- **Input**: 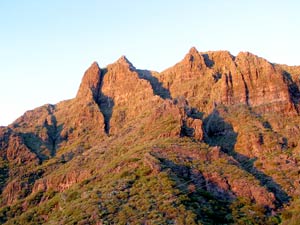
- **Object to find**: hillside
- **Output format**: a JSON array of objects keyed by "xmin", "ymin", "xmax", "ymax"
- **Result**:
[{"xmin": 1, "ymin": 47, "xmax": 300, "ymax": 224}]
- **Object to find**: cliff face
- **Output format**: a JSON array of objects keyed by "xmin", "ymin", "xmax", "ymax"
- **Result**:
[
  {"xmin": 158, "ymin": 48, "xmax": 298, "ymax": 115},
  {"xmin": 0, "ymin": 48, "xmax": 300, "ymax": 224}
]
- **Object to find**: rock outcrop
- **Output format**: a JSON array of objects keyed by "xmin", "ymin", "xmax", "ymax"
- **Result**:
[
  {"xmin": 1, "ymin": 47, "xmax": 300, "ymax": 224},
  {"xmin": 76, "ymin": 61, "xmax": 102, "ymax": 101},
  {"xmin": 157, "ymin": 47, "xmax": 299, "ymax": 115}
]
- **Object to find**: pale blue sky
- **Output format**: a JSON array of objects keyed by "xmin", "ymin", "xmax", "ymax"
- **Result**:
[{"xmin": 0, "ymin": 0, "xmax": 299, "ymax": 125}]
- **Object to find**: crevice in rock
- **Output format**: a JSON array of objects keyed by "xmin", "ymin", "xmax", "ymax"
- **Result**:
[
  {"xmin": 97, "ymin": 69, "xmax": 114, "ymax": 135},
  {"xmin": 240, "ymin": 72, "xmax": 250, "ymax": 105}
]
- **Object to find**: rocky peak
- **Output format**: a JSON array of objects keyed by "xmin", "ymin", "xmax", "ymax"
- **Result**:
[
  {"xmin": 115, "ymin": 55, "xmax": 136, "ymax": 71},
  {"xmin": 161, "ymin": 47, "xmax": 207, "ymax": 76},
  {"xmin": 183, "ymin": 47, "xmax": 206, "ymax": 68},
  {"xmin": 188, "ymin": 46, "xmax": 198, "ymax": 55},
  {"xmin": 76, "ymin": 61, "xmax": 102, "ymax": 101}
]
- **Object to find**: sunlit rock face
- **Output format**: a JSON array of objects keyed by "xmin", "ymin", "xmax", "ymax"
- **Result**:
[{"xmin": 0, "ymin": 48, "xmax": 300, "ymax": 224}]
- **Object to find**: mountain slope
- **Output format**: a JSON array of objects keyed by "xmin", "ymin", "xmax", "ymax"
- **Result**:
[{"xmin": 1, "ymin": 47, "xmax": 300, "ymax": 224}]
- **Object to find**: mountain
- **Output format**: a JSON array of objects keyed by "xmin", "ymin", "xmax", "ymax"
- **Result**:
[{"xmin": 1, "ymin": 47, "xmax": 300, "ymax": 224}]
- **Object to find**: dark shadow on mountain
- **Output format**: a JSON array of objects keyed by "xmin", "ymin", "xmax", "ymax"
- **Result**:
[
  {"xmin": 186, "ymin": 107, "xmax": 204, "ymax": 120},
  {"xmin": 173, "ymin": 96, "xmax": 204, "ymax": 120},
  {"xmin": 203, "ymin": 109, "xmax": 290, "ymax": 207},
  {"xmin": 45, "ymin": 105, "xmax": 63, "ymax": 157},
  {"xmin": 157, "ymin": 156, "xmax": 233, "ymax": 224},
  {"xmin": 98, "ymin": 96, "xmax": 114, "ymax": 135},
  {"xmin": 97, "ymin": 68, "xmax": 114, "ymax": 135},
  {"xmin": 202, "ymin": 54, "xmax": 215, "ymax": 68},
  {"xmin": 0, "ymin": 159, "xmax": 9, "ymax": 193},
  {"xmin": 212, "ymin": 72, "xmax": 222, "ymax": 82},
  {"xmin": 255, "ymin": 112, "xmax": 273, "ymax": 130},
  {"xmin": 21, "ymin": 133, "xmax": 48, "ymax": 162},
  {"xmin": 137, "ymin": 69, "xmax": 171, "ymax": 100},
  {"xmin": 262, "ymin": 120, "xmax": 273, "ymax": 130},
  {"xmin": 172, "ymin": 96, "xmax": 205, "ymax": 139},
  {"xmin": 20, "ymin": 105, "xmax": 64, "ymax": 160},
  {"xmin": 282, "ymin": 71, "xmax": 300, "ymax": 113},
  {"xmin": 180, "ymin": 120, "xmax": 195, "ymax": 138},
  {"xmin": 203, "ymin": 110, "xmax": 237, "ymax": 153}
]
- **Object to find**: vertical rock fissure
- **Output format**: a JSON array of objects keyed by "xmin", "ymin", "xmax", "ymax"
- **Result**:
[
  {"xmin": 97, "ymin": 69, "xmax": 114, "ymax": 135},
  {"xmin": 225, "ymin": 73, "xmax": 234, "ymax": 104},
  {"xmin": 240, "ymin": 72, "xmax": 250, "ymax": 105}
]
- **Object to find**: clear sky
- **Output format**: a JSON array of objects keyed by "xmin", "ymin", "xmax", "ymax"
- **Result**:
[{"xmin": 0, "ymin": 0, "xmax": 299, "ymax": 126}]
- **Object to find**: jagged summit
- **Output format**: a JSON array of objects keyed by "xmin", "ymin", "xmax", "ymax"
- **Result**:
[
  {"xmin": 91, "ymin": 61, "xmax": 100, "ymax": 67},
  {"xmin": 1, "ymin": 47, "xmax": 300, "ymax": 224},
  {"xmin": 185, "ymin": 47, "xmax": 205, "ymax": 67},
  {"xmin": 114, "ymin": 55, "xmax": 136, "ymax": 70},
  {"xmin": 188, "ymin": 46, "xmax": 198, "ymax": 54},
  {"xmin": 116, "ymin": 55, "xmax": 129, "ymax": 64},
  {"xmin": 76, "ymin": 61, "xmax": 101, "ymax": 101},
  {"xmin": 184, "ymin": 46, "xmax": 203, "ymax": 62}
]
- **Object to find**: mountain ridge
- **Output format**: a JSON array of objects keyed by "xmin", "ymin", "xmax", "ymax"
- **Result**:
[{"xmin": 1, "ymin": 47, "xmax": 300, "ymax": 224}]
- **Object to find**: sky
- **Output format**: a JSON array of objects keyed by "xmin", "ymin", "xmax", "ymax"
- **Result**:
[{"xmin": 0, "ymin": 0, "xmax": 299, "ymax": 126}]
